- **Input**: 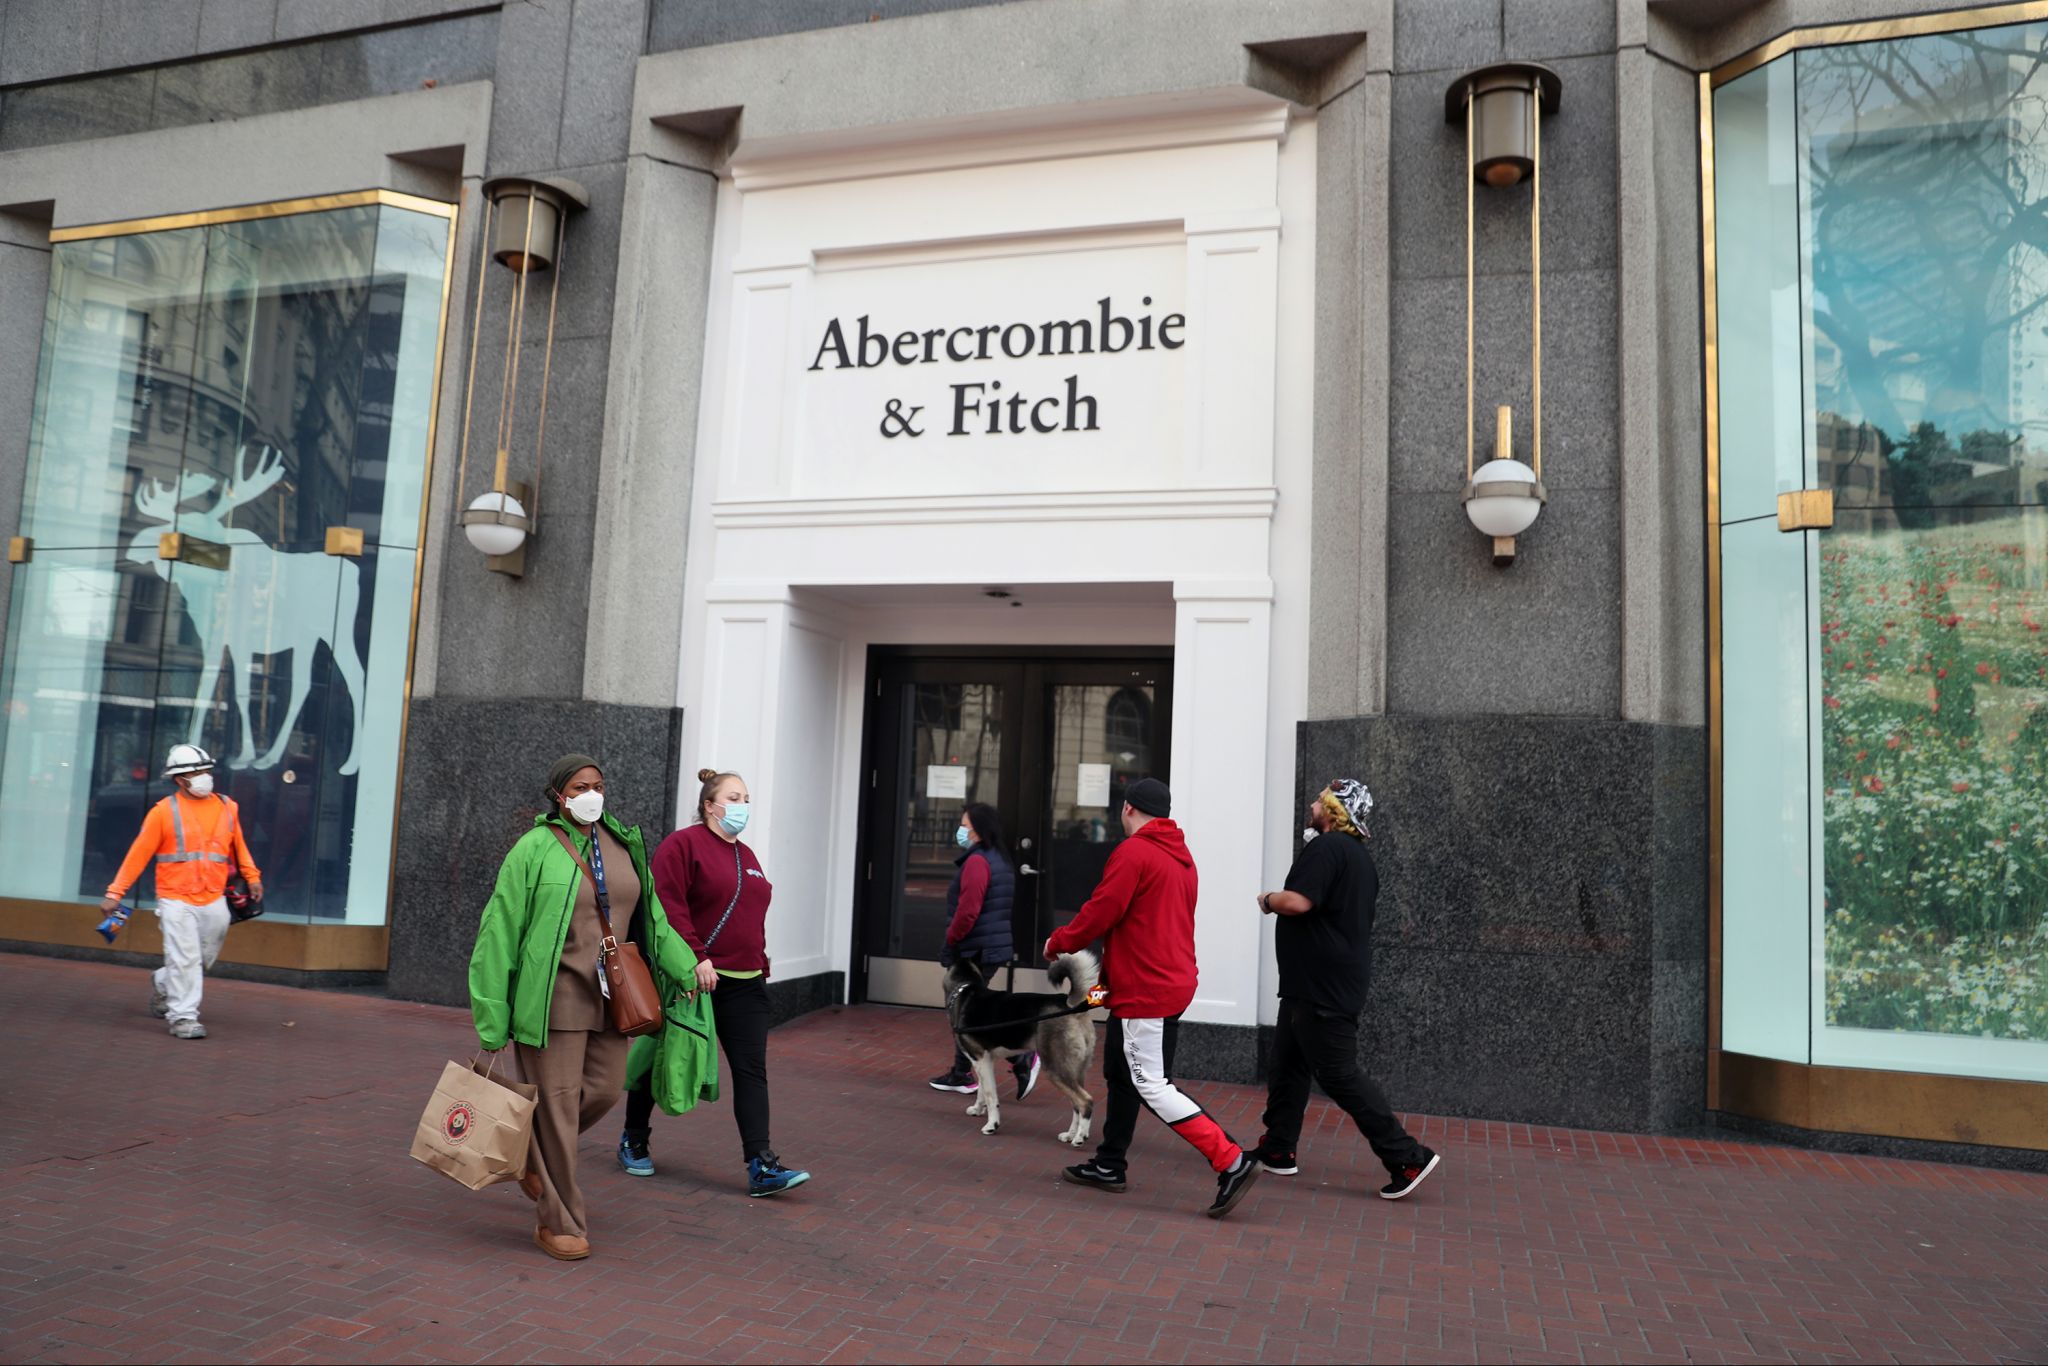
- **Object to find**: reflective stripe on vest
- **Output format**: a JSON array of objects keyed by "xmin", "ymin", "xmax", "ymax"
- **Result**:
[{"xmin": 156, "ymin": 796, "xmax": 234, "ymax": 866}]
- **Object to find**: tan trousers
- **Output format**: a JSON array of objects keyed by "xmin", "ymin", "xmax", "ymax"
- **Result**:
[{"xmin": 514, "ymin": 1029, "xmax": 629, "ymax": 1239}]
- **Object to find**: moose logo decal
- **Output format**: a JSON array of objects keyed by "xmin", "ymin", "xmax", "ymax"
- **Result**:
[{"xmin": 126, "ymin": 445, "xmax": 367, "ymax": 776}]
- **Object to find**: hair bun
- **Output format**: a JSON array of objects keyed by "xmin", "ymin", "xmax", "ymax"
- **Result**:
[{"xmin": 697, "ymin": 767, "xmax": 719, "ymax": 783}]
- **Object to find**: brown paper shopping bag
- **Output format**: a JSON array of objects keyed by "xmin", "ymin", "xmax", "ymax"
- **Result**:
[{"xmin": 409, "ymin": 1055, "xmax": 538, "ymax": 1191}]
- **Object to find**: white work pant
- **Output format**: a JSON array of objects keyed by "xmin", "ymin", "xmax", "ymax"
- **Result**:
[{"xmin": 153, "ymin": 897, "xmax": 231, "ymax": 1024}]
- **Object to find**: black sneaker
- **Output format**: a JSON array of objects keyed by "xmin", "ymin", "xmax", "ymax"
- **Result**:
[
  {"xmin": 1250, "ymin": 1140, "xmax": 1298, "ymax": 1176},
  {"xmin": 928, "ymin": 1070, "xmax": 979, "ymax": 1094},
  {"xmin": 1062, "ymin": 1161, "xmax": 1127, "ymax": 1193},
  {"xmin": 1379, "ymin": 1150, "xmax": 1441, "ymax": 1200},
  {"xmin": 1012, "ymin": 1052, "xmax": 1041, "ymax": 1101},
  {"xmin": 1207, "ymin": 1153, "xmax": 1260, "ymax": 1218}
]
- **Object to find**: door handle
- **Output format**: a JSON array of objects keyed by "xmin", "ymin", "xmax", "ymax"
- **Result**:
[{"xmin": 1018, "ymin": 863, "xmax": 1040, "ymax": 876}]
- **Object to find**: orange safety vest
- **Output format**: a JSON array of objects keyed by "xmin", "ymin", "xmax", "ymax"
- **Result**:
[{"xmin": 106, "ymin": 792, "xmax": 259, "ymax": 905}]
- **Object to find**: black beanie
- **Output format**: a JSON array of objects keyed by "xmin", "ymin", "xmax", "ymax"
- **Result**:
[{"xmin": 1125, "ymin": 777, "xmax": 1171, "ymax": 818}]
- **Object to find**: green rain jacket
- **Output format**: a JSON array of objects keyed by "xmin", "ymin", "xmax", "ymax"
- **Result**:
[{"xmin": 469, "ymin": 813, "xmax": 719, "ymax": 1112}]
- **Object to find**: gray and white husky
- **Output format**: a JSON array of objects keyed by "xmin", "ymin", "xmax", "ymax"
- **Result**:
[{"xmin": 945, "ymin": 949, "xmax": 1100, "ymax": 1146}]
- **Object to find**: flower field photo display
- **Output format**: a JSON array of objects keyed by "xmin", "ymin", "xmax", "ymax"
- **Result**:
[{"xmin": 1819, "ymin": 510, "xmax": 2048, "ymax": 1043}]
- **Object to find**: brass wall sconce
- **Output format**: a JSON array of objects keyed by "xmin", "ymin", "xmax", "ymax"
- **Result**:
[
  {"xmin": 1447, "ymin": 62, "xmax": 1560, "ymax": 567},
  {"xmin": 453, "ymin": 175, "xmax": 588, "ymax": 577}
]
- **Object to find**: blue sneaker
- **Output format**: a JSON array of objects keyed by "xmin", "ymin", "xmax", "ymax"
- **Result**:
[
  {"xmin": 617, "ymin": 1132, "xmax": 654, "ymax": 1178},
  {"xmin": 747, "ymin": 1151, "xmax": 810, "ymax": 1197}
]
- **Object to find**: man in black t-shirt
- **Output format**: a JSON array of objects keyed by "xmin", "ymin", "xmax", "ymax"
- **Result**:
[{"xmin": 1251, "ymin": 778, "xmax": 1440, "ymax": 1201}]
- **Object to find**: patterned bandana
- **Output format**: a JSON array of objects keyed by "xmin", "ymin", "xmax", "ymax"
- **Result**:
[{"xmin": 1319, "ymin": 778, "xmax": 1375, "ymax": 838}]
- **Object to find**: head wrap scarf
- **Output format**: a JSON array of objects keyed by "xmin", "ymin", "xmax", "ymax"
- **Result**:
[
  {"xmin": 545, "ymin": 753, "xmax": 602, "ymax": 806},
  {"xmin": 1318, "ymin": 777, "xmax": 1375, "ymax": 839}
]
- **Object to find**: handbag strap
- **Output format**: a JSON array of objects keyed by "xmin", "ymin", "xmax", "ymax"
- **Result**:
[
  {"xmin": 702, "ymin": 838, "xmax": 744, "ymax": 951},
  {"xmin": 548, "ymin": 824, "xmax": 619, "ymax": 941}
]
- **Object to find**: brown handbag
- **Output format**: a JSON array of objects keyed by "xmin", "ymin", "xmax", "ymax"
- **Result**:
[{"xmin": 549, "ymin": 825, "xmax": 664, "ymax": 1038}]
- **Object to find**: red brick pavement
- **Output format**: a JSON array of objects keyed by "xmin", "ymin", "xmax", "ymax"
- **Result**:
[{"xmin": 2, "ymin": 952, "xmax": 2045, "ymax": 1365}]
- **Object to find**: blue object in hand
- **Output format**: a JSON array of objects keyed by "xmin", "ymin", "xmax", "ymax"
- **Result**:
[{"xmin": 96, "ymin": 904, "xmax": 131, "ymax": 943}]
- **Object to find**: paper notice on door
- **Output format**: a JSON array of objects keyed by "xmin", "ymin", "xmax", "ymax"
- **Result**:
[
  {"xmin": 1076, "ymin": 763, "xmax": 1112, "ymax": 808},
  {"xmin": 926, "ymin": 765, "xmax": 968, "ymax": 800}
]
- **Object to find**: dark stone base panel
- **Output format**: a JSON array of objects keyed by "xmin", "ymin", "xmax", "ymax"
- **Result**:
[
  {"xmin": 386, "ymin": 697, "xmax": 686, "ymax": 1010},
  {"xmin": 767, "ymin": 972, "xmax": 845, "ymax": 1029},
  {"xmin": 1296, "ymin": 714, "xmax": 1709, "ymax": 1134},
  {"xmin": 1701, "ymin": 1112, "xmax": 2048, "ymax": 1175},
  {"xmin": 1172, "ymin": 1019, "xmax": 1262, "ymax": 1086},
  {"xmin": 0, "ymin": 939, "xmax": 385, "ymax": 994}
]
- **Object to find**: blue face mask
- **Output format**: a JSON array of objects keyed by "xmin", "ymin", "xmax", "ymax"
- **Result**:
[
  {"xmin": 955, "ymin": 825, "xmax": 972, "ymax": 849},
  {"xmin": 718, "ymin": 802, "xmax": 750, "ymax": 836}
]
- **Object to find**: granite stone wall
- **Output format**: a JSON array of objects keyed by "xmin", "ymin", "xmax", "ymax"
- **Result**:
[{"xmin": 1296, "ymin": 714, "xmax": 1709, "ymax": 1133}]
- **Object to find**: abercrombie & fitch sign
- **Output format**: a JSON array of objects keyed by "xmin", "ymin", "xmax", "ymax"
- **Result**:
[{"xmin": 806, "ymin": 295, "xmax": 1186, "ymax": 439}]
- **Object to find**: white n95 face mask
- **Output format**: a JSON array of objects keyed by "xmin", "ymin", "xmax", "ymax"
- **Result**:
[
  {"xmin": 564, "ymin": 790, "xmax": 605, "ymax": 824},
  {"xmin": 186, "ymin": 773, "xmax": 215, "ymax": 797}
]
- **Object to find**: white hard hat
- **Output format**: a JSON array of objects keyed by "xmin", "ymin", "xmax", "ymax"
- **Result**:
[{"xmin": 163, "ymin": 744, "xmax": 215, "ymax": 777}]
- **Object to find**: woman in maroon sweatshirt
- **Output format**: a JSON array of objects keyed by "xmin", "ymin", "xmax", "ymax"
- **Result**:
[{"xmin": 618, "ymin": 769, "xmax": 810, "ymax": 1197}]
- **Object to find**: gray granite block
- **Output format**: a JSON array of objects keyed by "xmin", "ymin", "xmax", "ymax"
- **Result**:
[
  {"xmin": 0, "ymin": 72, "xmax": 155, "ymax": 151},
  {"xmin": 152, "ymin": 44, "xmax": 326, "ymax": 128},
  {"xmin": 276, "ymin": 0, "xmax": 381, "ymax": 43},
  {"xmin": 0, "ymin": 0, "xmax": 103, "ymax": 87},
  {"xmin": 648, "ymin": 0, "xmax": 1017, "ymax": 51},
  {"xmin": 485, "ymin": 0, "xmax": 574, "ymax": 172},
  {"xmin": 1359, "ymin": 944, "xmax": 1652, "ymax": 1131},
  {"xmin": 1392, "ymin": 0, "xmax": 1500, "ymax": 74},
  {"xmin": 1387, "ymin": 269, "xmax": 1618, "ymax": 495},
  {"xmin": 98, "ymin": 0, "xmax": 203, "ymax": 71},
  {"xmin": 1504, "ymin": 0, "xmax": 1615, "ymax": 61},
  {"xmin": 556, "ymin": 0, "xmax": 646, "ymax": 167},
  {"xmin": 319, "ymin": 10, "xmax": 498, "ymax": 101},
  {"xmin": 198, "ymin": 0, "xmax": 278, "ymax": 52},
  {"xmin": 1174, "ymin": 1020, "xmax": 1260, "ymax": 1087},
  {"xmin": 1384, "ymin": 486, "xmax": 1622, "ymax": 718},
  {"xmin": 767, "ymin": 972, "xmax": 846, "ymax": 1029}
]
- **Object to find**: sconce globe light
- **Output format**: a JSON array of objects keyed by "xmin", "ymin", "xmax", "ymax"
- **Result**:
[
  {"xmin": 462, "ymin": 490, "xmax": 530, "ymax": 559},
  {"xmin": 450, "ymin": 175, "xmax": 590, "ymax": 577},
  {"xmin": 1447, "ymin": 61, "xmax": 1562, "ymax": 566}
]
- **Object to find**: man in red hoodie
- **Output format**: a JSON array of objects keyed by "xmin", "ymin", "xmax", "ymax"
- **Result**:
[{"xmin": 1043, "ymin": 778, "xmax": 1260, "ymax": 1218}]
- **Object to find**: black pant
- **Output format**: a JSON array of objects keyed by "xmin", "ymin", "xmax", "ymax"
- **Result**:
[
  {"xmin": 1259, "ymin": 997, "xmax": 1426, "ymax": 1175},
  {"xmin": 1092, "ymin": 1013, "xmax": 1177, "ymax": 1175},
  {"xmin": 624, "ymin": 973, "xmax": 773, "ymax": 1163}
]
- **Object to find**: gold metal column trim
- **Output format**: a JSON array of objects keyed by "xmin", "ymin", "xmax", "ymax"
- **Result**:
[
  {"xmin": 5, "ymin": 536, "xmax": 28, "ymax": 564},
  {"xmin": 47, "ymin": 188, "xmax": 456, "ymax": 243},
  {"xmin": 1719, "ymin": 1052, "xmax": 2048, "ymax": 1152},
  {"xmin": 323, "ymin": 526, "xmax": 365, "ymax": 557},
  {"xmin": 1699, "ymin": 67, "xmax": 1724, "ymax": 1110},
  {"xmin": 1776, "ymin": 489, "xmax": 1835, "ymax": 532},
  {"xmin": 1709, "ymin": 2, "xmax": 2048, "ymax": 88},
  {"xmin": 157, "ymin": 532, "xmax": 231, "ymax": 570}
]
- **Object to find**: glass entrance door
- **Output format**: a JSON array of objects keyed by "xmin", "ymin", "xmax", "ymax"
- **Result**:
[{"xmin": 859, "ymin": 652, "xmax": 1171, "ymax": 1007}]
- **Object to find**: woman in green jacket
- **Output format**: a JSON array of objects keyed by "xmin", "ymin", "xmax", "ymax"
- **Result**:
[{"xmin": 469, "ymin": 753, "xmax": 708, "ymax": 1261}]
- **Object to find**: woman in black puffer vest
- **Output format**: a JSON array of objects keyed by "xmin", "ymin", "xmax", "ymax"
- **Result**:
[{"xmin": 926, "ymin": 802, "xmax": 1040, "ymax": 1098}]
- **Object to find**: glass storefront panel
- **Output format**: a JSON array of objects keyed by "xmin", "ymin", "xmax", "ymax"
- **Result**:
[
  {"xmin": 1717, "ymin": 21, "xmax": 2048, "ymax": 1083},
  {"xmin": 0, "ymin": 199, "xmax": 451, "ymax": 928}
]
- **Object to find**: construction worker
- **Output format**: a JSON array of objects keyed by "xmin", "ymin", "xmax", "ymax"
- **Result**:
[{"xmin": 99, "ymin": 745, "xmax": 262, "ymax": 1039}]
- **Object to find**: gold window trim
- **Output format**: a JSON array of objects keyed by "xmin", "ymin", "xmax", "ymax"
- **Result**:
[
  {"xmin": 1701, "ymin": 2, "xmax": 2048, "ymax": 1148},
  {"xmin": 4, "ymin": 186, "xmax": 462, "ymax": 968}
]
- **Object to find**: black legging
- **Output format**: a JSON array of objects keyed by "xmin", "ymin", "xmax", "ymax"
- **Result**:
[{"xmin": 624, "ymin": 973, "xmax": 772, "ymax": 1163}]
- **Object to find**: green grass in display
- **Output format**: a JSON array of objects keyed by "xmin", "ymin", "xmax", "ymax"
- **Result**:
[{"xmin": 1819, "ymin": 516, "xmax": 2048, "ymax": 1043}]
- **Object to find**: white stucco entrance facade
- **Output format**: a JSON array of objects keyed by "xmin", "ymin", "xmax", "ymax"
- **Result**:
[{"xmin": 674, "ymin": 89, "xmax": 1319, "ymax": 1029}]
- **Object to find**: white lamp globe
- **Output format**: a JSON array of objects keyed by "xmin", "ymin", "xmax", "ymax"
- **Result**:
[
  {"xmin": 463, "ymin": 490, "xmax": 529, "ymax": 557},
  {"xmin": 1464, "ymin": 458, "xmax": 1543, "ymax": 538}
]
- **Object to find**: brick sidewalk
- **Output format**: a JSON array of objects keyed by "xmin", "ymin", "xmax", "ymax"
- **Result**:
[{"xmin": 1, "ymin": 953, "xmax": 2044, "ymax": 1365}]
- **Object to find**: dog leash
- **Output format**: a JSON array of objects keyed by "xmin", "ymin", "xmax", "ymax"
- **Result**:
[{"xmin": 945, "ymin": 979, "xmax": 1105, "ymax": 1034}]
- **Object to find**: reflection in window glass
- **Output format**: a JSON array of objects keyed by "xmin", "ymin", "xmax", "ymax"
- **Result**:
[{"xmin": 0, "ymin": 202, "xmax": 452, "ymax": 926}]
